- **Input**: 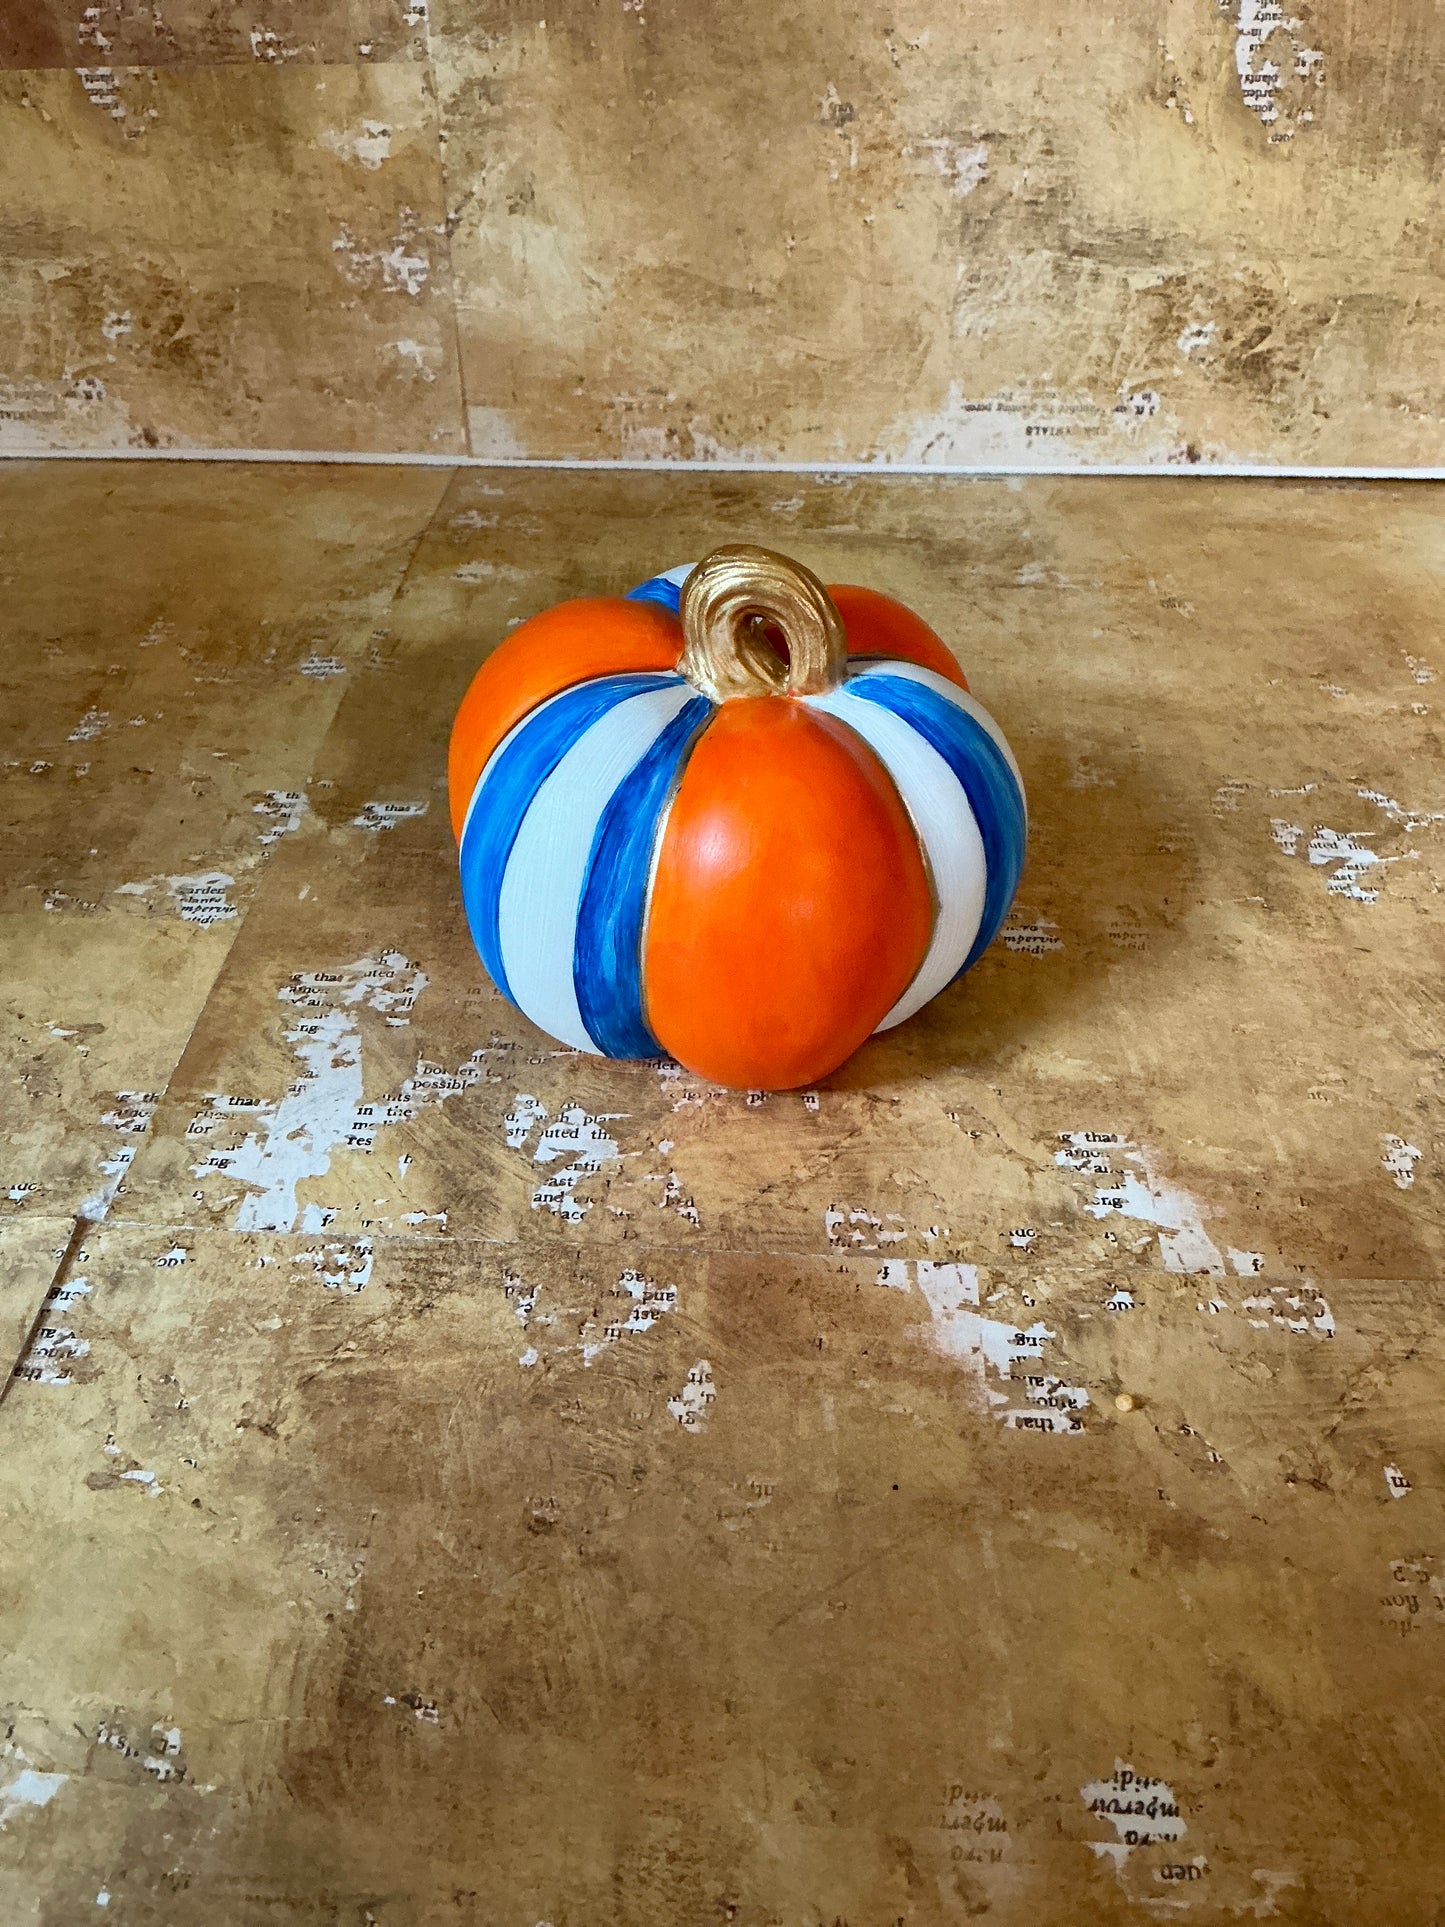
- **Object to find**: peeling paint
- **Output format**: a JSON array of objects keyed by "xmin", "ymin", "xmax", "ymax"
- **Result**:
[
  {"xmin": 291, "ymin": 1238, "xmax": 374, "ymax": 1291},
  {"xmin": 253, "ymin": 790, "xmax": 308, "ymax": 846},
  {"xmin": 1081, "ymin": 1760, "xmax": 1186, "ymax": 1868},
  {"xmin": 188, "ymin": 952, "xmax": 441, "ymax": 1231},
  {"xmin": 504, "ymin": 1095, "xmax": 623, "ymax": 1223},
  {"xmin": 320, "ymin": 119, "xmax": 394, "ymax": 171},
  {"xmin": 13, "ymin": 1275, "xmax": 92, "ymax": 1387},
  {"xmin": 0, "ymin": 1760, "xmax": 68, "ymax": 1829},
  {"xmin": 668, "ymin": 1359, "xmax": 715, "ymax": 1430},
  {"xmin": 297, "ymin": 652, "xmax": 346, "ymax": 679},
  {"xmin": 351, "ymin": 800, "xmax": 428, "ymax": 831},
  {"xmin": 332, "ymin": 210, "xmax": 431, "ymax": 296},
  {"xmin": 826, "ymin": 1205, "xmax": 908, "ymax": 1249},
  {"xmin": 1001, "ymin": 915, "xmax": 1064, "ymax": 955},
  {"xmin": 502, "ymin": 1261, "xmax": 677, "ymax": 1365},
  {"xmin": 1056, "ymin": 1132, "xmax": 1225, "ymax": 1275},
  {"xmin": 1232, "ymin": 0, "xmax": 1324, "ymax": 137},
  {"xmin": 82, "ymin": 1092, "xmax": 159, "ymax": 1219},
  {"xmin": 114, "ymin": 871, "xmax": 238, "ymax": 926},
  {"xmin": 1382, "ymin": 1135, "xmax": 1422, "ymax": 1190},
  {"xmin": 883, "ymin": 1260, "xmax": 1088, "ymax": 1433}
]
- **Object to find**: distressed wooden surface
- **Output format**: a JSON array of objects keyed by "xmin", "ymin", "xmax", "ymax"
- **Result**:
[
  {"xmin": 0, "ymin": 1, "xmax": 428, "ymax": 68},
  {"xmin": 3, "ymin": 1, "xmax": 1445, "ymax": 460},
  {"xmin": 2, "ymin": 463, "xmax": 1443, "ymax": 1923},
  {"xmin": 0, "ymin": 62, "xmax": 462, "ymax": 452}
]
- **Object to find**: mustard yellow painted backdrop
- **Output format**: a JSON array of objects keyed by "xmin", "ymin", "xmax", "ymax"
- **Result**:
[{"xmin": 3, "ymin": 0, "xmax": 1444, "ymax": 460}]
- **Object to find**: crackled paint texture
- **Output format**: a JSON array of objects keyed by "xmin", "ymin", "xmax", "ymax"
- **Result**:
[
  {"xmin": 1, "ymin": 463, "xmax": 1443, "ymax": 1921},
  {"xmin": 3, "ymin": 0, "xmax": 1445, "ymax": 459}
]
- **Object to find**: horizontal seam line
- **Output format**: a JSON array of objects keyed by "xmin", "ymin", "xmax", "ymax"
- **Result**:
[{"xmin": 1, "ymin": 450, "xmax": 1443, "ymax": 480}]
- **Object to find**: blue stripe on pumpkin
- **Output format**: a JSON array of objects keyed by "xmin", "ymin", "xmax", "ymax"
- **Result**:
[
  {"xmin": 625, "ymin": 564, "xmax": 694, "ymax": 615},
  {"xmin": 845, "ymin": 672, "xmax": 1026, "ymax": 972},
  {"xmin": 458, "ymin": 673, "xmax": 683, "ymax": 1006},
  {"xmin": 573, "ymin": 694, "xmax": 715, "ymax": 1057}
]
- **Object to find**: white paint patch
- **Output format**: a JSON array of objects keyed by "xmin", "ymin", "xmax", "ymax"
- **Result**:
[
  {"xmin": 1115, "ymin": 388, "xmax": 1161, "ymax": 424},
  {"xmin": 1357, "ymin": 787, "xmax": 1445, "ymax": 834},
  {"xmin": 1381, "ymin": 1135, "xmax": 1422, "ymax": 1189},
  {"xmin": 1176, "ymin": 321, "xmax": 1215, "ymax": 357},
  {"xmin": 826, "ymin": 1205, "xmax": 908, "ymax": 1249},
  {"xmin": 382, "ymin": 1692, "xmax": 440, "ymax": 1724},
  {"xmin": 78, "ymin": 7, "xmax": 112, "ymax": 53},
  {"xmin": 1272, "ymin": 786, "xmax": 1439, "ymax": 904},
  {"xmin": 253, "ymin": 790, "xmax": 307, "ymax": 846},
  {"xmin": 1001, "ymin": 915, "xmax": 1064, "ymax": 955},
  {"xmin": 653, "ymin": 1063, "xmax": 735, "ymax": 1113},
  {"xmin": 890, "ymin": 1261, "xmax": 1087, "ymax": 1433},
  {"xmin": 1080, "ymin": 1761, "xmax": 1186, "ymax": 1866},
  {"xmin": 452, "ymin": 560, "xmax": 530, "ymax": 585},
  {"xmin": 503, "ymin": 1263, "xmax": 678, "ymax": 1366},
  {"xmin": 391, "ymin": 338, "xmax": 435, "ymax": 380},
  {"xmin": 298, "ymin": 651, "xmax": 346, "ymax": 679},
  {"xmin": 291, "ymin": 1238, "xmax": 373, "ymax": 1292},
  {"xmin": 82, "ymin": 1091, "xmax": 159, "ymax": 1219},
  {"xmin": 1385, "ymin": 1464, "xmax": 1412, "ymax": 1499},
  {"xmin": 890, "ymin": 381, "xmax": 1149, "ymax": 466},
  {"xmin": 351, "ymin": 800, "xmax": 429, "ymax": 831},
  {"xmin": 1238, "ymin": 1286, "xmax": 1335, "ymax": 1338},
  {"xmin": 114, "ymin": 870, "xmax": 237, "ymax": 926},
  {"xmin": 467, "ymin": 407, "xmax": 528, "ymax": 458},
  {"xmin": 1381, "ymin": 1556, "xmax": 1445, "ymax": 1630},
  {"xmin": 1233, "ymin": 0, "xmax": 1324, "ymax": 134},
  {"xmin": 1306, "ymin": 827, "xmax": 1389, "ymax": 902},
  {"xmin": 0, "ymin": 1764, "xmax": 67, "ymax": 1828},
  {"xmin": 332, "ymin": 211, "xmax": 431, "ymax": 296},
  {"xmin": 13, "ymin": 1270, "xmax": 91, "ymax": 1388},
  {"xmin": 645, "ymin": 1166, "xmax": 701, "ymax": 1227},
  {"xmin": 912, "ymin": 137, "xmax": 989, "ymax": 196},
  {"xmin": 68, "ymin": 706, "xmax": 110, "ymax": 742},
  {"xmin": 95, "ymin": 1720, "xmax": 187, "ymax": 1783},
  {"xmin": 586, "ymin": 1269, "xmax": 677, "ymax": 1360},
  {"xmin": 249, "ymin": 26, "xmax": 300, "ymax": 61},
  {"xmin": 76, "ymin": 67, "xmax": 127, "ymax": 121},
  {"xmin": 668, "ymin": 1359, "xmax": 716, "ymax": 1431},
  {"xmin": 1056, "ymin": 1132, "xmax": 1225, "ymax": 1275},
  {"xmin": 505, "ymin": 1096, "xmax": 623, "ymax": 1223},
  {"xmin": 1015, "ymin": 560, "xmax": 1074, "ymax": 588},
  {"xmin": 186, "ymin": 952, "xmax": 473, "ymax": 1232},
  {"xmin": 320, "ymin": 119, "xmax": 393, "ymax": 170}
]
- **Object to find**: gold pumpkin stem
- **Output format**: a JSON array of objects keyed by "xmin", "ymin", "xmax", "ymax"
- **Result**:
[{"xmin": 678, "ymin": 545, "xmax": 848, "ymax": 702}]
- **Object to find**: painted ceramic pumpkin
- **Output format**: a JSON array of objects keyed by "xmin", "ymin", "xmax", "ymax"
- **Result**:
[{"xmin": 449, "ymin": 545, "xmax": 1025, "ymax": 1090}]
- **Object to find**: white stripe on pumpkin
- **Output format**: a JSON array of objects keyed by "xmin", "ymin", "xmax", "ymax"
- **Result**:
[
  {"xmin": 497, "ymin": 680, "xmax": 699, "ymax": 1054},
  {"xmin": 806, "ymin": 684, "xmax": 988, "ymax": 1031},
  {"xmin": 843, "ymin": 660, "xmax": 1027, "ymax": 821}
]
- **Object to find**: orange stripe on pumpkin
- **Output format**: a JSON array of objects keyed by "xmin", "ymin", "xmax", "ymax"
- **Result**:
[
  {"xmin": 643, "ymin": 699, "xmax": 933, "ymax": 1090},
  {"xmin": 827, "ymin": 584, "xmax": 968, "ymax": 689},
  {"xmin": 447, "ymin": 597, "xmax": 682, "ymax": 840}
]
